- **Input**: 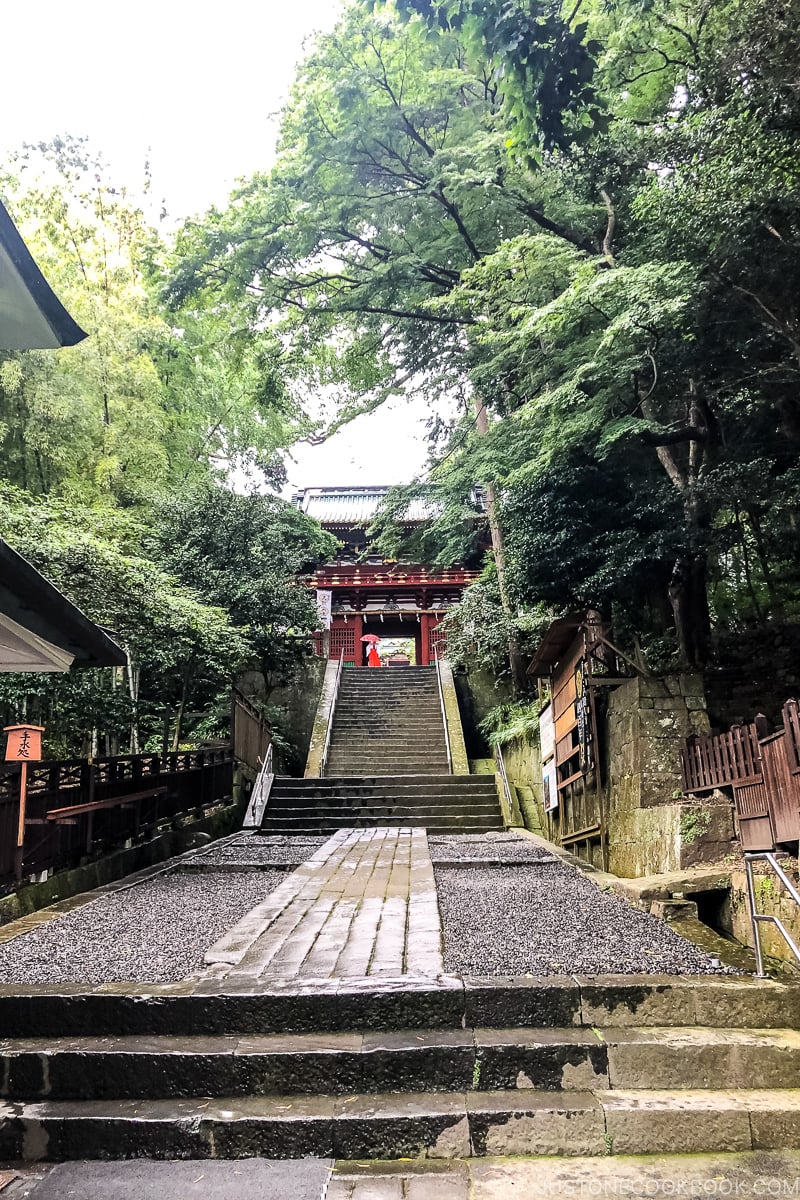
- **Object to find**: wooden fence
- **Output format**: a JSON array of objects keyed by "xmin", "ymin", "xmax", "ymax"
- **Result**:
[
  {"xmin": 0, "ymin": 748, "xmax": 233, "ymax": 886},
  {"xmin": 231, "ymin": 688, "xmax": 271, "ymax": 776},
  {"xmin": 681, "ymin": 701, "xmax": 800, "ymax": 852},
  {"xmin": 0, "ymin": 687, "xmax": 271, "ymax": 888}
]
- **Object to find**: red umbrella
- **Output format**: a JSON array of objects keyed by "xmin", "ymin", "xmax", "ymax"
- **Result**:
[{"xmin": 360, "ymin": 634, "xmax": 380, "ymax": 643}]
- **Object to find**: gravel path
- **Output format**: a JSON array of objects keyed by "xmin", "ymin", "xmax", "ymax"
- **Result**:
[
  {"xmin": 195, "ymin": 836, "xmax": 328, "ymax": 867},
  {"xmin": 435, "ymin": 863, "xmax": 733, "ymax": 976},
  {"xmin": 0, "ymin": 869, "xmax": 285, "ymax": 985},
  {"xmin": 429, "ymin": 835, "xmax": 554, "ymax": 863}
]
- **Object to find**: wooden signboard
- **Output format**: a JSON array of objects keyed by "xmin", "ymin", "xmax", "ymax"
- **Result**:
[
  {"xmin": 540, "ymin": 704, "xmax": 555, "ymax": 763},
  {"xmin": 4, "ymin": 723, "xmax": 44, "ymax": 882}
]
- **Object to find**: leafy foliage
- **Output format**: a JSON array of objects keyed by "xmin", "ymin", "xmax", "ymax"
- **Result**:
[
  {"xmin": 158, "ymin": 0, "xmax": 800, "ymax": 677},
  {"xmin": 0, "ymin": 139, "xmax": 335, "ymax": 754},
  {"xmin": 479, "ymin": 700, "xmax": 541, "ymax": 749}
]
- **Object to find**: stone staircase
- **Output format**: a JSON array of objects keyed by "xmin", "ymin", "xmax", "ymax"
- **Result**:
[
  {"xmin": 260, "ymin": 665, "xmax": 505, "ymax": 834},
  {"xmin": 0, "ymin": 975, "xmax": 798, "ymax": 1160},
  {"xmin": 325, "ymin": 666, "xmax": 449, "ymax": 776},
  {"xmin": 260, "ymin": 776, "xmax": 503, "ymax": 834}
]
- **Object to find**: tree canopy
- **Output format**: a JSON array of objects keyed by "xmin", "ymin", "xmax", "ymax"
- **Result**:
[
  {"xmin": 0, "ymin": 139, "xmax": 336, "ymax": 754},
  {"xmin": 168, "ymin": 0, "xmax": 800, "ymax": 675}
]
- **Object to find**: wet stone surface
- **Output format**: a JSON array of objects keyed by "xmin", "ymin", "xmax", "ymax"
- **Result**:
[
  {"xmin": 436, "ymin": 862, "xmax": 736, "ymax": 977},
  {"xmin": 0, "ymin": 870, "xmax": 286, "ymax": 985}
]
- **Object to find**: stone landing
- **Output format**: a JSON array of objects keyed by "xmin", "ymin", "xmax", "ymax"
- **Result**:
[{"xmin": 203, "ymin": 829, "xmax": 444, "ymax": 984}]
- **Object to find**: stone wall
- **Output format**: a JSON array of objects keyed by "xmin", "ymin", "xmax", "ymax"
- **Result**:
[
  {"xmin": 238, "ymin": 657, "xmax": 326, "ymax": 775},
  {"xmin": 453, "ymin": 668, "xmax": 514, "ymax": 758},
  {"xmin": 604, "ymin": 674, "xmax": 737, "ymax": 877},
  {"xmin": 728, "ymin": 857, "xmax": 800, "ymax": 973}
]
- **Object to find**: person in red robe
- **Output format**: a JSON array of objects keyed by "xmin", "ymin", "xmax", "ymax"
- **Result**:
[{"xmin": 367, "ymin": 643, "xmax": 381, "ymax": 667}]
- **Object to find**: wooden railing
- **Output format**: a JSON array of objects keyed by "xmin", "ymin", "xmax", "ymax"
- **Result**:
[
  {"xmin": 0, "ymin": 747, "xmax": 233, "ymax": 887},
  {"xmin": 681, "ymin": 701, "xmax": 800, "ymax": 852}
]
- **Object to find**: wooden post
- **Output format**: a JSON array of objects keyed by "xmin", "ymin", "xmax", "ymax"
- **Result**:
[
  {"xmin": 5, "ymin": 724, "xmax": 44, "ymax": 884},
  {"xmin": 414, "ymin": 621, "xmax": 423, "ymax": 667},
  {"xmin": 353, "ymin": 613, "xmax": 364, "ymax": 666},
  {"xmin": 14, "ymin": 760, "xmax": 27, "ymax": 883},
  {"xmin": 420, "ymin": 613, "xmax": 431, "ymax": 666}
]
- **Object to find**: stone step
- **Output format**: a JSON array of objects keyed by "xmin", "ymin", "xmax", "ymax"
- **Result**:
[
  {"xmin": 268, "ymin": 791, "xmax": 499, "ymax": 805},
  {"xmin": 323, "ymin": 764, "xmax": 451, "ymax": 775},
  {"xmin": 2, "ymin": 1087, "xmax": 798, "ymax": 1161},
  {"xmin": 333, "ymin": 704, "xmax": 441, "ymax": 711},
  {"xmin": 262, "ymin": 816, "xmax": 502, "ymax": 830},
  {"xmin": 337, "ymin": 688, "xmax": 439, "ymax": 693},
  {"xmin": 260, "ymin": 811, "xmax": 503, "ymax": 830},
  {"xmin": 335, "ymin": 692, "xmax": 440, "ymax": 700},
  {"xmin": 335, "ymin": 700, "xmax": 440, "ymax": 708},
  {"xmin": 266, "ymin": 801, "xmax": 501, "ymax": 816},
  {"xmin": 326, "ymin": 724, "xmax": 450, "ymax": 734},
  {"xmin": 325, "ymin": 752, "xmax": 449, "ymax": 761},
  {"xmin": 4, "ymin": 1027, "xmax": 799, "ymax": 1102},
  {"xmin": 0, "ymin": 977, "xmax": 796, "ymax": 1038},
  {"xmin": 333, "ymin": 714, "xmax": 440, "ymax": 720},
  {"xmin": 335, "ymin": 696, "xmax": 440, "ymax": 703},
  {"xmin": 273, "ymin": 776, "xmax": 496, "ymax": 790},
  {"xmin": 340, "ymin": 676, "xmax": 439, "ymax": 681},
  {"xmin": 323, "ymin": 766, "xmax": 452, "ymax": 775},
  {"xmin": 260, "ymin": 817, "xmax": 503, "ymax": 833},
  {"xmin": 335, "ymin": 693, "xmax": 440, "ymax": 700},
  {"xmin": 325, "ymin": 755, "xmax": 449, "ymax": 763},
  {"xmin": 260, "ymin": 823, "xmax": 504, "ymax": 835},
  {"xmin": 267, "ymin": 794, "xmax": 499, "ymax": 807},
  {"xmin": 329, "ymin": 722, "xmax": 445, "ymax": 730},
  {"xmin": 339, "ymin": 678, "xmax": 438, "ymax": 687},
  {"xmin": 327, "ymin": 745, "xmax": 446, "ymax": 752},
  {"xmin": 326, "ymin": 750, "xmax": 449, "ymax": 759},
  {"xmin": 330, "ymin": 723, "xmax": 443, "ymax": 732}
]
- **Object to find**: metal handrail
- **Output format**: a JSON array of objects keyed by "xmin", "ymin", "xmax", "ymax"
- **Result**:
[
  {"xmin": 243, "ymin": 742, "xmax": 274, "ymax": 828},
  {"xmin": 744, "ymin": 851, "xmax": 800, "ymax": 976},
  {"xmin": 495, "ymin": 744, "xmax": 515, "ymax": 828},
  {"xmin": 434, "ymin": 651, "xmax": 453, "ymax": 774},
  {"xmin": 321, "ymin": 651, "xmax": 345, "ymax": 778}
]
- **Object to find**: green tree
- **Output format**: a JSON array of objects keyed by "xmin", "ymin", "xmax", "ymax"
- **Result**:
[
  {"xmin": 148, "ymin": 487, "xmax": 338, "ymax": 684},
  {"xmin": 168, "ymin": 0, "xmax": 800, "ymax": 673},
  {"xmin": 0, "ymin": 486, "xmax": 248, "ymax": 754}
]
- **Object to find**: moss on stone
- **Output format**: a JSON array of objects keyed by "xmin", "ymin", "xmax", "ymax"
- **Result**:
[{"xmin": 680, "ymin": 807, "xmax": 712, "ymax": 845}]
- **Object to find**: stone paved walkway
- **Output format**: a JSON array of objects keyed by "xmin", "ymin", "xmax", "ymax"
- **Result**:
[
  {"xmin": 10, "ymin": 1151, "xmax": 800, "ymax": 1199},
  {"xmin": 203, "ymin": 829, "xmax": 444, "ymax": 984}
]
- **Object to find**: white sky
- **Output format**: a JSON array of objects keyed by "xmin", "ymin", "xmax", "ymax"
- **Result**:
[{"xmin": 1, "ymin": 0, "xmax": 439, "ymax": 489}]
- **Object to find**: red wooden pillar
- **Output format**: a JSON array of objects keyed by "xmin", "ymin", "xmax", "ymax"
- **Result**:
[
  {"xmin": 353, "ymin": 613, "xmax": 364, "ymax": 666},
  {"xmin": 420, "ymin": 613, "xmax": 430, "ymax": 666}
]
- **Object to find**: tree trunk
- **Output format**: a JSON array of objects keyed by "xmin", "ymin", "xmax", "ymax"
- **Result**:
[
  {"xmin": 124, "ymin": 647, "xmax": 139, "ymax": 755},
  {"xmin": 668, "ymin": 491, "xmax": 712, "ymax": 668},
  {"xmin": 473, "ymin": 393, "xmax": 528, "ymax": 692},
  {"xmin": 641, "ymin": 383, "xmax": 712, "ymax": 669},
  {"xmin": 172, "ymin": 676, "xmax": 189, "ymax": 752}
]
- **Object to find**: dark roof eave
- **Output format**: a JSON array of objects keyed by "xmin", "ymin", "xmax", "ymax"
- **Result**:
[
  {"xmin": 0, "ymin": 541, "xmax": 126, "ymax": 668},
  {"xmin": 0, "ymin": 199, "xmax": 87, "ymax": 348},
  {"xmin": 527, "ymin": 613, "xmax": 586, "ymax": 677}
]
